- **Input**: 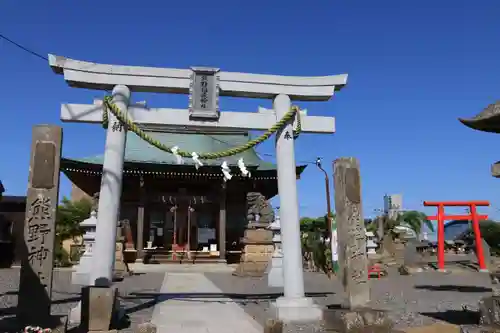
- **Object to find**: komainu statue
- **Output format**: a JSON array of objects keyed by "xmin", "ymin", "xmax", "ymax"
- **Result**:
[
  {"xmin": 246, "ymin": 192, "xmax": 275, "ymax": 227},
  {"xmin": 233, "ymin": 192, "xmax": 275, "ymax": 277}
]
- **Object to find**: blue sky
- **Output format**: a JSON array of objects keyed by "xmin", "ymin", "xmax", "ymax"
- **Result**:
[{"xmin": 1, "ymin": 0, "xmax": 500, "ymax": 221}]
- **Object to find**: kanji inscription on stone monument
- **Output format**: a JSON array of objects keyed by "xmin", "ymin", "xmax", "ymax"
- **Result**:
[
  {"xmin": 18, "ymin": 125, "xmax": 62, "ymax": 325},
  {"xmin": 333, "ymin": 157, "xmax": 369, "ymax": 309}
]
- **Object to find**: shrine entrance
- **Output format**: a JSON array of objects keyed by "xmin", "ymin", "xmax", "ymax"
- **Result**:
[
  {"xmin": 145, "ymin": 195, "xmax": 220, "ymax": 263},
  {"xmin": 424, "ymin": 200, "xmax": 490, "ymax": 272}
]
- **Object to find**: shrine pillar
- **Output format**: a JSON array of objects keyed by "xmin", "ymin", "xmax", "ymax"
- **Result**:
[
  {"xmin": 274, "ymin": 94, "xmax": 321, "ymax": 321},
  {"xmin": 90, "ymin": 85, "xmax": 130, "ymax": 286}
]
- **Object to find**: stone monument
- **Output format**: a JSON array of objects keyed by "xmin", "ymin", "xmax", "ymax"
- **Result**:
[
  {"xmin": 267, "ymin": 210, "xmax": 283, "ymax": 288},
  {"xmin": 18, "ymin": 125, "xmax": 67, "ymax": 331},
  {"xmin": 49, "ymin": 54, "xmax": 347, "ymax": 322},
  {"xmin": 399, "ymin": 240, "xmax": 425, "ymax": 275},
  {"xmin": 333, "ymin": 158, "xmax": 370, "ymax": 309},
  {"xmin": 325, "ymin": 157, "xmax": 392, "ymax": 333},
  {"xmin": 233, "ymin": 192, "xmax": 275, "ymax": 277}
]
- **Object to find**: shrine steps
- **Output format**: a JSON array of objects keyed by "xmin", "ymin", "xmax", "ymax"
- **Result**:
[{"xmin": 144, "ymin": 250, "xmax": 228, "ymax": 264}]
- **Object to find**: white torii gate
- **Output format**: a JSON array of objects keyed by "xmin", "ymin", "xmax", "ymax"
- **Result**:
[{"xmin": 49, "ymin": 55, "xmax": 347, "ymax": 322}]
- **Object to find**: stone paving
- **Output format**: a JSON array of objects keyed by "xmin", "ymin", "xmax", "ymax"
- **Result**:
[
  {"xmin": 0, "ymin": 265, "xmax": 495, "ymax": 332},
  {"xmin": 151, "ymin": 272, "xmax": 263, "ymax": 333}
]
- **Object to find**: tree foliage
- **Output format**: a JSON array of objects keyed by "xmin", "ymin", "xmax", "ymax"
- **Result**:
[
  {"xmin": 56, "ymin": 196, "xmax": 91, "ymax": 241},
  {"xmin": 402, "ymin": 210, "xmax": 434, "ymax": 235},
  {"xmin": 366, "ymin": 210, "xmax": 433, "ymax": 239},
  {"xmin": 300, "ymin": 215, "xmax": 328, "ymax": 232},
  {"xmin": 53, "ymin": 196, "xmax": 91, "ymax": 267},
  {"xmin": 456, "ymin": 220, "xmax": 500, "ymax": 254}
]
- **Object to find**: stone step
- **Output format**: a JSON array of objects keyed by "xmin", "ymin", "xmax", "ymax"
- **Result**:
[{"xmin": 145, "ymin": 254, "xmax": 226, "ymax": 264}]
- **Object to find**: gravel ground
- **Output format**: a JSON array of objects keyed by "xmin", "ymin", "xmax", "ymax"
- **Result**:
[
  {"xmin": 205, "ymin": 267, "xmax": 493, "ymax": 329},
  {"xmin": 0, "ymin": 267, "xmax": 164, "ymax": 333},
  {"xmin": 0, "ymin": 265, "xmax": 494, "ymax": 332}
]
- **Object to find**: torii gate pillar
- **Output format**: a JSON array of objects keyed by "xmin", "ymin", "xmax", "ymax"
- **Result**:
[{"xmin": 273, "ymin": 94, "xmax": 322, "ymax": 320}]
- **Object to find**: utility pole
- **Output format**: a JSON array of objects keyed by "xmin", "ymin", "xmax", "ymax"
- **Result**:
[{"xmin": 315, "ymin": 157, "xmax": 332, "ymax": 233}]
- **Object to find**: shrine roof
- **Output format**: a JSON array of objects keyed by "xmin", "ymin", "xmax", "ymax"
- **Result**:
[
  {"xmin": 62, "ymin": 130, "xmax": 289, "ymax": 171},
  {"xmin": 459, "ymin": 101, "xmax": 500, "ymax": 133}
]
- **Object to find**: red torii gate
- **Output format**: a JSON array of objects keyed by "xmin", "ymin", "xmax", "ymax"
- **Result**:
[{"xmin": 423, "ymin": 200, "xmax": 489, "ymax": 272}]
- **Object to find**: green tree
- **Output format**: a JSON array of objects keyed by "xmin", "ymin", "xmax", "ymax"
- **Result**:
[
  {"xmin": 370, "ymin": 214, "xmax": 402, "ymax": 238},
  {"xmin": 56, "ymin": 196, "xmax": 91, "ymax": 241},
  {"xmin": 401, "ymin": 210, "xmax": 434, "ymax": 238},
  {"xmin": 300, "ymin": 213, "xmax": 336, "ymax": 276},
  {"xmin": 367, "ymin": 211, "xmax": 434, "ymax": 240},
  {"xmin": 54, "ymin": 197, "xmax": 91, "ymax": 266},
  {"xmin": 300, "ymin": 215, "xmax": 329, "ymax": 232},
  {"xmin": 457, "ymin": 220, "xmax": 500, "ymax": 254}
]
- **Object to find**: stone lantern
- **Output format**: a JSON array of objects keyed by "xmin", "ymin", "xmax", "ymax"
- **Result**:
[
  {"xmin": 267, "ymin": 210, "xmax": 283, "ymax": 287},
  {"xmin": 71, "ymin": 210, "xmax": 97, "ymax": 286}
]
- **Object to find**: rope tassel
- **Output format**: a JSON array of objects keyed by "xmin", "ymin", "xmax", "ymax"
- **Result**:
[
  {"xmin": 238, "ymin": 158, "xmax": 250, "ymax": 177},
  {"xmin": 221, "ymin": 161, "xmax": 232, "ymax": 181},
  {"xmin": 171, "ymin": 146, "xmax": 184, "ymax": 164},
  {"xmin": 191, "ymin": 152, "xmax": 203, "ymax": 169}
]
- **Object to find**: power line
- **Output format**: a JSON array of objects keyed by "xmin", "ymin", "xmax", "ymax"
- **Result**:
[
  {"xmin": 0, "ymin": 32, "xmax": 48, "ymax": 61},
  {"xmin": 0, "ymin": 31, "xmax": 322, "ymax": 167}
]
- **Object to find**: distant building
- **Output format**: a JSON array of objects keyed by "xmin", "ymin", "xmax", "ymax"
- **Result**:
[
  {"xmin": 384, "ymin": 194, "xmax": 403, "ymax": 219},
  {"xmin": 444, "ymin": 220, "xmax": 471, "ymax": 240}
]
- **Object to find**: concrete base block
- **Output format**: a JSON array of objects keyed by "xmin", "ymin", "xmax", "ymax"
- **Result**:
[
  {"xmin": 68, "ymin": 286, "xmax": 127, "ymax": 330},
  {"xmin": 272, "ymin": 297, "xmax": 322, "ymax": 323}
]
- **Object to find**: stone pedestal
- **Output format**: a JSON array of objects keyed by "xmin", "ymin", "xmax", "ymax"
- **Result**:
[{"xmin": 233, "ymin": 228, "xmax": 274, "ymax": 277}]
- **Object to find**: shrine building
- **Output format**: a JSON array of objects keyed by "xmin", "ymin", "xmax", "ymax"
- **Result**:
[{"xmin": 62, "ymin": 129, "xmax": 306, "ymax": 264}]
